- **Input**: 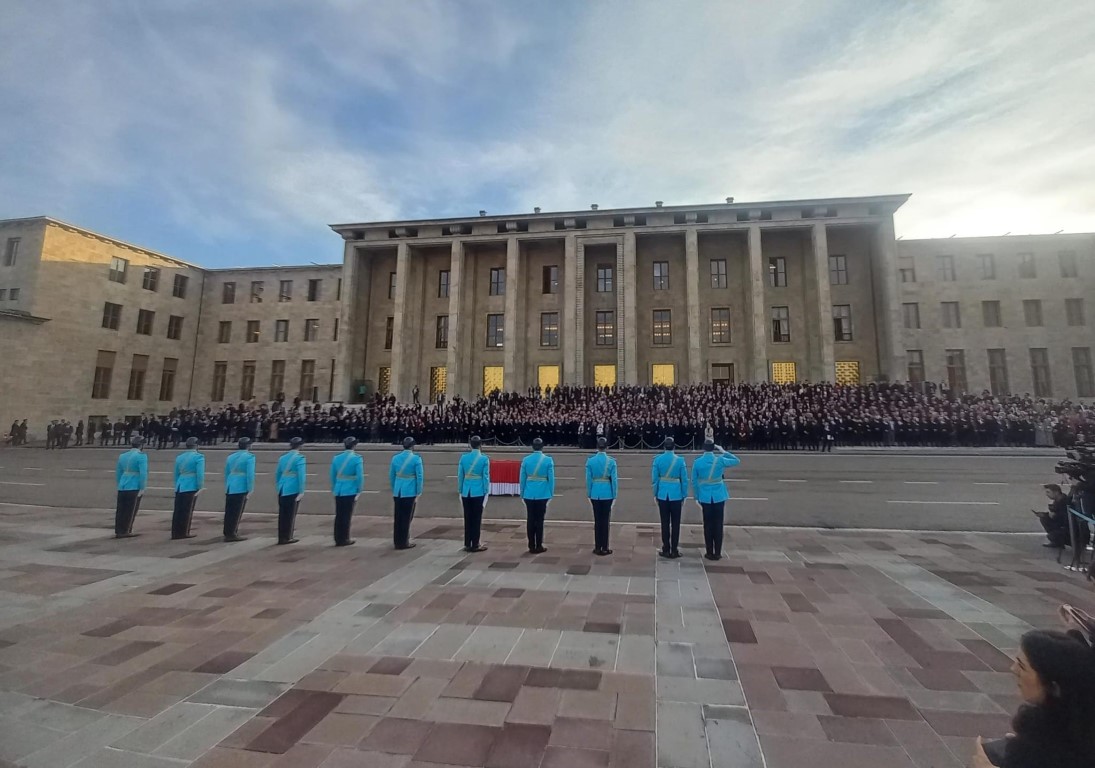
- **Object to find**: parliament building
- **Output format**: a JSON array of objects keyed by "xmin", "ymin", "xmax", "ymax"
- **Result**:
[{"xmin": 2, "ymin": 194, "xmax": 1093, "ymax": 432}]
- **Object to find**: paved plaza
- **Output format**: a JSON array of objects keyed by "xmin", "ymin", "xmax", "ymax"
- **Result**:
[{"xmin": 1, "ymin": 493, "xmax": 1094, "ymax": 768}]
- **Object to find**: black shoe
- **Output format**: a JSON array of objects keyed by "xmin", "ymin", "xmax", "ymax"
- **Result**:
[
  {"xmin": 395, "ymin": 542, "xmax": 417, "ymax": 550},
  {"xmin": 224, "ymin": 535, "xmax": 246, "ymax": 542},
  {"xmin": 704, "ymin": 552, "xmax": 719, "ymax": 561},
  {"xmin": 277, "ymin": 538, "xmax": 299, "ymax": 545},
  {"xmin": 336, "ymin": 540, "xmax": 356, "ymax": 547},
  {"xmin": 659, "ymin": 549, "xmax": 673, "ymax": 558},
  {"xmin": 670, "ymin": 550, "xmax": 682, "ymax": 558},
  {"xmin": 593, "ymin": 548, "xmax": 601, "ymax": 555},
  {"xmin": 172, "ymin": 534, "xmax": 197, "ymax": 540},
  {"xmin": 115, "ymin": 533, "xmax": 140, "ymax": 539},
  {"xmin": 536, "ymin": 546, "xmax": 547, "ymax": 554},
  {"xmin": 469, "ymin": 545, "xmax": 487, "ymax": 553}
]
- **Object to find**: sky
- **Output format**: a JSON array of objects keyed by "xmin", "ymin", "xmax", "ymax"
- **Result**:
[{"xmin": 1, "ymin": 0, "xmax": 1093, "ymax": 268}]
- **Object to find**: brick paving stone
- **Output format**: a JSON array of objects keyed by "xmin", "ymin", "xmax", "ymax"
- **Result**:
[
  {"xmin": 550, "ymin": 717, "xmax": 614, "ymax": 750},
  {"xmin": 358, "ymin": 717, "xmax": 432, "ymax": 755},
  {"xmin": 485, "ymin": 723, "xmax": 551, "ymax": 768},
  {"xmin": 823, "ymin": 693, "xmax": 921, "ymax": 721},
  {"xmin": 772, "ymin": 666, "xmax": 833, "ymax": 692},
  {"xmin": 413, "ymin": 722, "xmax": 500, "ymax": 766},
  {"xmin": 542, "ymin": 745, "xmax": 610, "ymax": 768},
  {"xmin": 505, "ymin": 685, "xmax": 560, "ymax": 725}
]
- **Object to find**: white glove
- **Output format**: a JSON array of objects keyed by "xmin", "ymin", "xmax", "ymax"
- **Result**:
[
  {"xmin": 137, "ymin": 490, "xmax": 144, "ymax": 498},
  {"xmin": 296, "ymin": 494, "xmax": 303, "ymax": 501},
  {"xmin": 483, "ymin": 495, "xmax": 489, "ymax": 509}
]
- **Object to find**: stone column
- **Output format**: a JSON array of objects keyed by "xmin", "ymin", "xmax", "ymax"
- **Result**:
[
  {"xmin": 334, "ymin": 237, "xmax": 358, "ymax": 402},
  {"xmin": 747, "ymin": 226, "xmax": 768, "ymax": 381},
  {"xmin": 873, "ymin": 217, "xmax": 905, "ymax": 381},
  {"xmin": 563, "ymin": 234, "xmax": 579, "ymax": 384},
  {"xmin": 389, "ymin": 241, "xmax": 411, "ymax": 401},
  {"xmin": 684, "ymin": 227, "xmax": 702, "ymax": 384},
  {"xmin": 621, "ymin": 231, "xmax": 638, "ymax": 385},
  {"xmin": 503, "ymin": 237, "xmax": 522, "ymax": 393},
  {"xmin": 811, "ymin": 223, "xmax": 835, "ymax": 382},
  {"xmin": 574, "ymin": 241, "xmax": 586, "ymax": 386},
  {"xmin": 445, "ymin": 240, "xmax": 464, "ymax": 399}
]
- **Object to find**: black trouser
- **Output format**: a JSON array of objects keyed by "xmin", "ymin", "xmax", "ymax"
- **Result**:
[
  {"xmin": 701, "ymin": 501, "xmax": 726, "ymax": 556},
  {"xmin": 657, "ymin": 498, "xmax": 682, "ymax": 553},
  {"xmin": 393, "ymin": 496, "xmax": 416, "ymax": 547},
  {"xmin": 524, "ymin": 498, "xmax": 548, "ymax": 550},
  {"xmin": 461, "ymin": 495, "xmax": 485, "ymax": 548},
  {"xmin": 115, "ymin": 490, "xmax": 141, "ymax": 536},
  {"xmin": 334, "ymin": 495, "xmax": 356, "ymax": 544},
  {"xmin": 277, "ymin": 494, "xmax": 299, "ymax": 543},
  {"xmin": 224, "ymin": 493, "xmax": 247, "ymax": 537},
  {"xmin": 171, "ymin": 491, "xmax": 197, "ymax": 539},
  {"xmin": 591, "ymin": 499, "xmax": 613, "ymax": 551}
]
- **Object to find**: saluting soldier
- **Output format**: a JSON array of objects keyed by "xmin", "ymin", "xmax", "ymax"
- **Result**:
[
  {"xmin": 274, "ymin": 437, "xmax": 306, "ymax": 545},
  {"xmin": 390, "ymin": 436, "xmax": 423, "ymax": 549},
  {"xmin": 651, "ymin": 437, "xmax": 688, "ymax": 558},
  {"xmin": 114, "ymin": 436, "xmax": 149, "ymax": 538},
  {"xmin": 330, "ymin": 436, "xmax": 364, "ymax": 546},
  {"xmin": 223, "ymin": 437, "xmax": 255, "ymax": 542},
  {"xmin": 585, "ymin": 436, "xmax": 618, "ymax": 556},
  {"xmin": 691, "ymin": 439, "xmax": 741, "ymax": 560},
  {"xmin": 519, "ymin": 437, "xmax": 555, "ymax": 554},
  {"xmin": 171, "ymin": 437, "xmax": 205, "ymax": 539},
  {"xmin": 457, "ymin": 435, "xmax": 490, "ymax": 553}
]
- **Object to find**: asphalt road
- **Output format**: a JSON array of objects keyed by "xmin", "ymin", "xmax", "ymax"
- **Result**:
[{"xmin": 0, "ymin": 445, "xmax": 1061, "ymax": 533}]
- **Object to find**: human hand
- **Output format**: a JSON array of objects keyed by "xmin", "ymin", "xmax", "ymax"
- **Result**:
[
  {"xmin": 971, "ymin": 737, "xmax": 993, "ymax": 768},
  {"xmin": 297, "ymin": 494, "xmax": 303, "ymax": 502}
]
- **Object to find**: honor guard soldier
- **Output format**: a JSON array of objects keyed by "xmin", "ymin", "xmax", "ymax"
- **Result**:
[
  {"xmin": 585, "ymin": 436, "xmax": 618, "ymax": 556},
  {"xmin": 114, "ymin": 436, "xmax": 149, "ymax": 538},
  {"xmin": 520, "ymin": 438, "xmax": 555, "ymax": 554},
  {"xmin": 691, "ymin": 439, "xmax": 741, "ymax": 560},
  {"xmin": 223, "ymin": 437, "xmax": 255, "ymax": 542},
  {"xmin": 275, "ymin": 437, "xmax": 306, "ymax": 544},
  {"xmin": 389, "ymin": 436, "xmax": 423, "ymax": 549},
  {"xmin": 651, "ymin": 437, "xmax": 688, "ymax": 558},
  {"xmin": 171, "ymin": 437, "xmax": 205, "ymax": 539},
  {"xmin": 457, "ymin": 435, "xmax": 490, "ymax": 552},
  {"xmin": 330, "ymin": 436, "xmax": 364, "ymax": 546}
]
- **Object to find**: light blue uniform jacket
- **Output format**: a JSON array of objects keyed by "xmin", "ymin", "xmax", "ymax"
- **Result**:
[
  {"xmin": 389, "ymin": 450, "xmax": 424, "ymax": 498},
  {"xmin": 520, "ymin": 452, "xmax": 555, "ymax": 500},
  {"xmin": 457, "ymin": 450, "xmax": 491, "ymax": 497},
  {"xmin": 173, "ymin": 450, "xmax": 205, "ymax": 492},
  {"xmin": 651, "ymin": 451, "xmax": 689, "ymax": 501},
  {"xmin": 116, "ymin": 449, "xmax": 148, "ymax": 491},
  {"xmin": 330, "ymin": 451, "xmax": 364, "ymax": 496},
  {"xmin": 585, "ymin": 453, "xmax": 618, "ymax": 500},
  {"xmin": 690, "ymin": 451, "xmax": 742, "ymax": 504},
  {"xmin": 224, "ymin": 451, "xmax": 256, "ymax": 494},
  {"xmin": 275, "ymin": 450, "xmax": 307, "ymax": 496}
]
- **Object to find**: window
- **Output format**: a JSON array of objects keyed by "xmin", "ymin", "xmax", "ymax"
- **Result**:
[
  {"xmin": 274, "ymin": 319, "xmax": 289, "ymax": 342},
  {"xmin": 299, "ymin": 360, "xmax": 316, "ymax": 400},
  {"xmin": 935, "ymin": 254, "xmax": 956, "ymax": 281},
  {"xmin": 218, "ymin": 321, "xmax": 232, "ymax": 343},
  {"xmin": 652, "ymin": 363, "xmax": 676, "ymax": 386},
  {"xmin": 1066, "ymin": 298, "xmax": 1085, "ymax": 326},
  {"xmin": 768, "ymin": 257, "xmax": 787, "ymax": 287},
  {"xmin": 1073, "ymin": 348, "xmax": 1094, "ymax": 397},
  {"xmin": 303, "ymin": 319, "xmax": 319, "ymax": 342},
  {"xmin": 333, "ymin": 317, "xmax": 339, "ymax": 342},
  {"xmin": 222, "ymin": 282, "xmax": 236, "ymax": 304},
  {"xmin": 211, "ymin": 362, "xmax": 227, "ymax": 401},
  {"xmin": 279, "ymin": 279, "xmax": 293, "ymax": 302},
  {"xmin": 483, "ymin": 366, "xmax": 504, "ymax": 394},
  {"xmin": 2, "ymin": 237, "xmax": 19, "ymax": 266},
  {"xmin": 246, "ymin": 320, "xmax": 260, "ymax": 343},
  {"xmin": 988, "ymin": 349, "xmax": 1009, "ymax": 395},
  {"xmin": 941, "ymin": 301, "xmax": 961, "ymax": 328},
  {"xmin": 945, "ymin": 349, "xmax": 967, "ymax": 392},
  {"xmin": 388, "ymin": 272, "xmax": 397, "ymax": 299},
  {"xmin": 710, "ymin": 259, "xmax": 727, "ymax": 289},
  {"xmin": 250, "ymin": 280, "xmax": 264, "ymax": 302},
  {"xmin": 593, "ymin": 364, "xmax": 617, "ymax": 387},
  {"xmin": 711, "ymin": 363, "xmax": 734, "ymax": 384},
  {"xmin": 384, "ymin": 317, "xmax": 394, "ymax": 349},
  {"xmin": 899, "ymin": 257, "xmax": 916, "ymax": 283},
  {"xmin": 595, "ymin": 310, "xmax": 615, "ymax": 346},
  {"xmin": 907, "ymin": 349, "xmax": 925, "ymax": 383},
  {"xmin": 596, "ymin": 264, "xmax": 613, "ymax": 292},
  {"xmin": 544, "ymin": 265, "xmax": 560, "ymax": 294},
  {"xmin": 1030, "ymin": 348, "xmax": 1052, "ymax": 396},
  {"xmin": 108, "ymin": 257, "xmax": 128, "ymax": 284},
  {"xmin": 270, "ymin": 360, "xmax": 286, "ymax": 399},
  {"xmin": 172, "ymin": 274, "xmax": 188, "ymax": 299},
  {"xmin": 377, "ymin": 366, "xmax": 391, "ymax": 396},
  {"xmin": 652, "ymin": 309, "xmax": 672, "ymax": 345},
  {"xmin": 127, "ymin": 354, "xmax": 148, "ymax": 400},
  {"xmin": 982, "ymin": 301, "xmax": 1002, "ymax": 328},
  {"xmin": 240, "ymin": 361, "xmax": 256, "ymax": 401},
  {"xmin": 979, "ymin": 254, "xmax": 996, "ymax": 280},
  {"xmin": 0, "ymin": 290, "xmax": 5, "ymax": 300},
  {"xmin": 438, "ymin": 270, "xmax": 450, "ymax": 298},
  {"xmin": 835, "ymin": 361, "xmax": 860, "ymax": 385},
  {"xmin": 653, "ymin": 261, "xmax": 669, "ymax": 290},
  {"xmin": 487, "ymin": 314, "xmax": 504, "ymax": 347},
  {"xmin": 828, "ymin": 254, "xmax": 848, "ymax": 285},
  {"xmin": 540, "ymin": 312, "xmax": 559, "ymax": 347},
  {"xmin": 142, "ymin": 267, "xmax": 160, "ymax": 291},
  {"xmin": 1018, "ymin": 252, "xmax": 1036, "ymax": 279},
  {"xmin": 91, "ymin": 351, "xmax": 115, "ymax": 399},
  {"xmin": 430, "ymin": 366, "xmax": 448, "ymax": 402},
  {"xmin": 8, "ymin": 288, "xmax": 18, "ymax": 301},
  {"xmin": 489, "ymin": 267, "xmax": 506, "ymax": 296},
  {"xmin": 166, "ymin": 315, "xmax": 184, "ymax": 340},
  {"xmin": 771, "ymin": 306, "xmax": 790, "ymax": 342},
  {"xmin": 711, "ymin": 308, "xmax": 731, "ymax": 344},
  {"xmin": 102, "ymin": 302, "xmax": 122, "ymax": 330},
  {"xmin": 833, "ymin": 304, "xmax": 853, "ymax": 341},
  {"xmin": 902, "ymin": 303, "xmax": 920, "ymax": 330},
  {"xmin": 159, "ymin": 358, "xmax": 177, "ymax": 401},
  {"xmin": 1060, "ymin": 251, "xmax": 1079, "ymax": 279},
  {"xmin": 337, "ymin": 278, "xmax": 342, "ymax": 300},
  {"xmin": 307, "ymin": 279, "xmax": 321, "ymax": 301},
  {"xmin": 136, "ymin": 309, "xmax": 155, "ymax": 335},
  {"xmin": 770, "ymin": 361, "xmax": 796, "ymax": 384},
  {"xmin": 1023, "ymin": 299, "xmax": 1043, "ymax": 327},
  {"xmin": 537, "ymin": 365, "xmax": 560, "ymax": 390},
  {"xmin": 435, "ymin": 315, "xmax": 448, "ymax": 349}
]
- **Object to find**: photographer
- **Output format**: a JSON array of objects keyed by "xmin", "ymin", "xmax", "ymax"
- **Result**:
[{"xmin": 1033, "ymin": 484, "xmax": 1071, "ymax": 548}]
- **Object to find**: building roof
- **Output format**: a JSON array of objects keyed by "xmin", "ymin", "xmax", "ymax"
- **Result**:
[
  {"xmin": 0, "ymin": 216, "xmax": 201, "ymax": 270},
  {"xmin": 0, "ymin": 308, "xmax": 49, "ymax": 324}
]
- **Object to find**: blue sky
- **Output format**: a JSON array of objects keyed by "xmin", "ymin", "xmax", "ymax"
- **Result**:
[{"xmin": 2, "ymin": 0, "xmax": 1093, "ymax": 268}]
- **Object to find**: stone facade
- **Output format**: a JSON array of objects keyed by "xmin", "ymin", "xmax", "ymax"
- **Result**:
[{"xmin": 3, "ymin": 202, "xmax": 1094, "ymax": 437}]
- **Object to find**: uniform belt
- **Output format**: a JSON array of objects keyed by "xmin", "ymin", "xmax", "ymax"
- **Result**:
[
  {"xmin": 230, "ymin": 470, "xmax": 247, "ymax": 476},
  {"xmin": 336, "ymin": 474, "xmax": 356, "ymax": 481},
  {"xmin": 658, "ymin": 475, "xmax": 678, "ymax": 482},
  {"xmin": 592, "ymin": 477, "xmax": 611, "ymax": 483},
  {"xmin": 123, "ymin": 470, "xmax": 139, "ymax": 476},
  {"xmin": 464, "ymin": 474, "xmax": 481, "ymax": 480},
  {"xmin": 179, "ymin": 471, "xmax": 195, "ymax": 477},
  {"xmin": 396, "ymin": 473, "xmax": 416, "ymax": 479},
  {"xmin": 527, "ymin": 475, "xmax": 545, "ymax": 481},
  {"xmin": 698, "ymin": 480, "xmax": 722, "ymax": 485},
  {"xmin": 283, "ymin": 471, "xmax": 296, "ymax": 477}
]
